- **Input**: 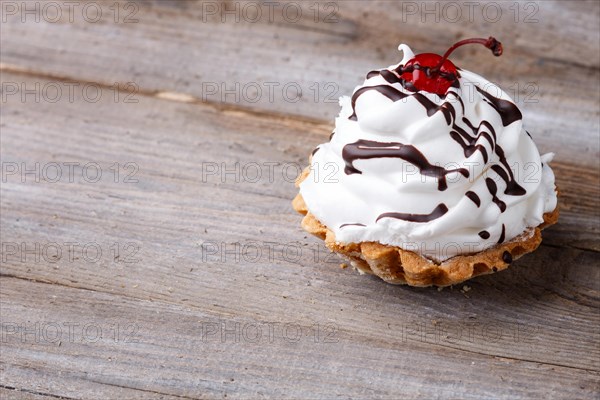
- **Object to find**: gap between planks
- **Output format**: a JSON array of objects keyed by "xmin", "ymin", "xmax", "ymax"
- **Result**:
[{"xmin": 0, "ymin": 63, "xmax": 330, "ymax": 129}]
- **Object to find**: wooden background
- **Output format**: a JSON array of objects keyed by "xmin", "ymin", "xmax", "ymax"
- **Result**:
[{"xmin": 1, "ymin": 0, "xmax": 599, "ymax": 398}]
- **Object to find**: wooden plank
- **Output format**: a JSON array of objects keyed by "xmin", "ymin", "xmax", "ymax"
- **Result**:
[
  {"xmin": 1, "ymin": 70, "xmax": 598, "ymax": 397},
  {"xmin": 1, "ymin": 1, "xmax": 599, "ymax": 395},
  {"xmin": 1, "ymin": 0, "xmax": 599, "ymax": 167},
  {"xmin": 1, "ymin": 69, "xmax": 598, "ymax": 249},
  {"xmin": 0, "ymin": 387, "xmax": 75, "ymax": 400},
  {"xmin": 2, "ymin": 277, "xmax": 598, "ymax": 399},
  {"xmin": 0, "ymin": 375, "xmax": 173, "ymax": 400}
]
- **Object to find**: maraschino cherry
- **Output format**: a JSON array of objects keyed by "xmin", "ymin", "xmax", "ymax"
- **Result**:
[{"xmin": 399, "ymin": 37, "xmax": 503, "ymax": 95}]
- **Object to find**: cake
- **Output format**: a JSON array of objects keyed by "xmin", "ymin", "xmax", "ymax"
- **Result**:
[{"xmin": 293, "ymin": 37, "xmax": 559, "ymax": 287}]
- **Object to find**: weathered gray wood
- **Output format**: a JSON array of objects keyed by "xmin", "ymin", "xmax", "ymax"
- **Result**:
[
  {"xmin": 1, "ymin": 371, "xmax": 172, "ymax": 400},
  {"xmin": 0, "ymin": 388, "xmax": 74, "ymax": 400},
  {"xmin": 2, "ymin": 277, "xmax": 599, "ymax": 399},
  {"xmin": 0, "ymin": 71, "xmax": 598, "ymax": 399},
  {"xmin": 0, "ymin": 69, "xmax": 597, "ymax": 250},
  {"xmin": 1, "ymin": 0, "xmax": 598, "ymax": 166},
  {"xmin": 1, "ymin": 0, "xmax": 599, "ymax": 398}
]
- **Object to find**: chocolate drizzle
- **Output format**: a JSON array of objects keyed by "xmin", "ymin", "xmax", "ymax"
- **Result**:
[
  {"xmin": 342, "ymin": 139, "xmax": 469, "ymax": 191},
  {"xmin": 311, "ymin": 147, "xmax": 320, "ymax": 156},
  {"xmin": 497, "ymin": 224, "xmax": 506, "ymax": 243},
  {"xmin": 366, "ymin": 70, "xmax": 380, "ymax": 79},
  {"xmin": 485, "ymin": 178, "xmax": 507, "ymax": 212},
  {"xmin": 380, "ymin": 69, "xmax": 403, "ymax": 84},
  {"xmin": 451, "ymin": 103, "xmax": 526, "ymax": 198},
  {"xmin": 502, "ymin": 250, "xmax": 513, "ymax": 263},
  {"xmin": 377, "ymin": 203, "xmax": 449, "ymax": 223},
  {"xmin": 349, "ymin": 85, "xmax": 408, "ymax": 121},
  {"xmin": 475, "ymin": 86, "xmax": 522, "ymax": 127},
  {"xmin": 492, "ymin": 147, "xmax": 527, "ymax": 196},
  {"xmin": 351, "ymin": 67, "xmax": 522, "ymax": 129},
  {"xmin": 339, "ymin": 61, "xmax": 528, "ymax": 240},
  {"xmin": 340, "ymin": 223, "xmax": 366, "ymax": 228},
  {"xmin": 411, "ymin": 92, "xmax": 456, "ymax": 125},
  {"xmin": 465, "ymin": 191, "xmax": 481, "ymax": 207},
  {"xmin": 454, "ymin": 118, "xmax": 496, "ymax": 163},
  {"xmin": 348, "ymin": 71, "xmax": 525, "ymax": 200}
]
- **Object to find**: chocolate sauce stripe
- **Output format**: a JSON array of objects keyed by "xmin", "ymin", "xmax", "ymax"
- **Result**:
[
  {"xmin": 340, "ymin": 223, "xmax": 366, "ymax": 228},
  {"xmin": 497, "ymin": 224, "xmax": 506, "ymax": 243},
  {"xmin": 342, "ymin": 139, "xmax": 469, "ymax": 191},
  {"xmin": 485, "ymin": 177, "xmax": 507, "ymax": 212},
  {"xmin": 377, "ymin": 203, "xmax": 449, "ymax": 223},
  {"xmin": 353, "ymin": 69, "xmax": 522, "ymax": 129},
  {"xmin": 453, "ymin": 117, "xmax": 525, "ymax": 197},
  {"xmin": 494, "ymin": 145, "xmax": 527, "ymax": 196},
  {"xmin": 412, "ymin": 93, "xmax": 455, "ymax": 125},
  {"xmin": 465, "ymin": 191, "xmax": 481, "ymax": 207},
  {"xmin": 478, "ymin": 230, "xmax": 491, "ymax": 239},
  {"xmin": 342, "ymin": 64, "xmax": 527, "ymax": 238},
  {"xmin": 349, "ymin": 85, "xmax": 408, "ymax": 121},
  {"xmin": 449, "ymin": 131, "xmax": 489, "ymax": 164},
  {"xmin": 475, "ymin": 86, "xmax": 522, "ymax": 127}
]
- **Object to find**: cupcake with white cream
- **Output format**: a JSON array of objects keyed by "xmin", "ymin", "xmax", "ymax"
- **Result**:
[{"xmin": 293, "ymin": 38, "xmax": 558, "ymax": 286}]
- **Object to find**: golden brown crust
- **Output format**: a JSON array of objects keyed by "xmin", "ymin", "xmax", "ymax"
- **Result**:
[{"xmin": 293, "ymin": 170, "xmax": 559, "ymax": 287}]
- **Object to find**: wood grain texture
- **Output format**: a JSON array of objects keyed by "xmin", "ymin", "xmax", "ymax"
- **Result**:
[
  {"xmin": 2, "ymin": 277, "xmax": 598, "ymax": 400},
  {"xmin": 1, "ymin": 71, "xmax": 599, "ymax": 398},
  {"xmin": 1, "ymin": 0, "xmax": 598, "ymax": 165},
  {"xmin": 1, "ymin": 0, "xmax": 599, "ymax": 398}
]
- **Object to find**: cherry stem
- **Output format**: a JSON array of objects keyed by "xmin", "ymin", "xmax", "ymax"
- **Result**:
[{"xmin": 431, "ymin": 37, "xmax": 503, "ymax": 74}]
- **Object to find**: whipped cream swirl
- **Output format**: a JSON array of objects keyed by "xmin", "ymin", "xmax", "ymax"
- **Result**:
[{"xmin": 299, "ymin": 44, "xmax": 557, "ymax": 262}]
